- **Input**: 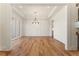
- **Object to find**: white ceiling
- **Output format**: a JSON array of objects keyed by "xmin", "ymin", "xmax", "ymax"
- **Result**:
[{"xmin": 12, "ymin": 4, "xmax": 66, "ymax": 20}]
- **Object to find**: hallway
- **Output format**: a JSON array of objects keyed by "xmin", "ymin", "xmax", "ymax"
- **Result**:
[{"xmin": 0, "ymin": 4, "xmax": 79, "ymax": 56}]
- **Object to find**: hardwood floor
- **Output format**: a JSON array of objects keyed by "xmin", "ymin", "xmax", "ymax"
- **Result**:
[{"xmin": 0, "ymin": 36, "xmax": 79, "ymax": 56}]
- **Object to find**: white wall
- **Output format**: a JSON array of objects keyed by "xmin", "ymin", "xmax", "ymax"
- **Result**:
[
  {"xmin": 0, "ymin": 4, "xmax": 12, "ymax": 51},
  {"xmin": 0, "ymin": 7, "xmax": 2, "ymax": 49},
  {"xmin": 50, "ymin": 6, "xmax": 67, "ymax": 49},
  {"xmin": 23, "ymin": 19, "xmax": 50, "ymax": 36},
  {"xmin": 49, "ymin": 4, "xmax": 78, "ymax": 50},
  {"xmin": 67, "ymin": 4, "xmax": 78, "ymax": 50},
  {"xmin": 10, "ymin": 10, "xmax": 23, "ymax": 40},
  {"xmin": 0, "ymin": 4, "xmax": 23, "ymax": 51}
]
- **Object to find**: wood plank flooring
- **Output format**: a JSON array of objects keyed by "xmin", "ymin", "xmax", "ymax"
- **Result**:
[{"xmin": 0, "ymin": 36, "xmax": 79, "ymax": 56}]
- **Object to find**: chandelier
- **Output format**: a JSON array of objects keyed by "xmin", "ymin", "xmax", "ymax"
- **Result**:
[{"xmin": 32, "ymin": 11, "xmax": 40, "ymax": 24}]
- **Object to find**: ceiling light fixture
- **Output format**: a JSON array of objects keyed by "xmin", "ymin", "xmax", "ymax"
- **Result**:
[{"xmin": 32, "ymin": 11, "xmax": 40, "ymax": 24}]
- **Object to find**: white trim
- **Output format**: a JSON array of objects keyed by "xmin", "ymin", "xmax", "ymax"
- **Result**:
[
  {"xmin": 0, "ymin": 48, "xmax": 11, "ymax": 51},
  {"xmin": 11, "ymin": 35, "xmax": 21, "ymax": 40}
]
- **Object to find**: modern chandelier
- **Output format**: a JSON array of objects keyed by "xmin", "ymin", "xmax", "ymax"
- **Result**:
[{"xmin": 32, "ymin": 11, "xmax": 40, "ymax": 24}]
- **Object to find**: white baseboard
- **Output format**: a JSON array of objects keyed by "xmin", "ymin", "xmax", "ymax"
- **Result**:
[
  {"xmin": 0, "ymin": 48, "xmax": 11, "ymax": 51},
  {"xmin": 11, "ymin": 35, "xmax": 22, "ymax": 40}
]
